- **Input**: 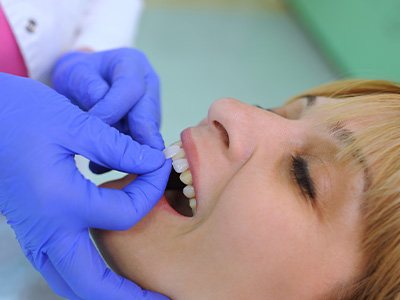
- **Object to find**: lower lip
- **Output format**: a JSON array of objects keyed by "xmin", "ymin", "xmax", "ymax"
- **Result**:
[
  {"xmin": 154, "ymin": 195, "xmax": 182, "ymax": 217},
  {"xmin": 155, "ymin": 194, "xmax": 195, "ymax": 219}
]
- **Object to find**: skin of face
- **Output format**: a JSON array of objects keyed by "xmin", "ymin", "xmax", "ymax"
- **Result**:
[{"xmin": 92, "ymin": 97, "xmax": 366, "ymax": 300}]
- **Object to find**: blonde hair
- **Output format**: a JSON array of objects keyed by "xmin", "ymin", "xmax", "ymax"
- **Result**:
[{"xmin": 290, "ymin": 80, "xmax": 400, "ymax": 299}]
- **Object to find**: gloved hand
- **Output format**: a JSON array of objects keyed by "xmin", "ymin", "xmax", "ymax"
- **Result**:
[
  {"xmin": 52, "ymin": 48, "xmax": 163, "ymax": 174},
  {"xmin": 0, "ymin": 73, "xmax": 171, "ymax": 300}
]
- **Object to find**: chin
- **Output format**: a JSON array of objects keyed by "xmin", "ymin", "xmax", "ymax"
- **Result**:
[
  {"xmin": 92, "ymin": 173, "xmax": 199, "ymax": 298},
  {"xmin": 91, "ymin": 198, "xmax": 184, "ymax": 297}
]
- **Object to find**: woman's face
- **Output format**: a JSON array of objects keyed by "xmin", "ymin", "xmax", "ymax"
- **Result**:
[{"xmin": 93, "ymin": 97, "xmax": 366, "ymax": 300}]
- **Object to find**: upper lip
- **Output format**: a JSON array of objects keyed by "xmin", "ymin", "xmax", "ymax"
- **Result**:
[{"xmin": 181, "ymin": 128, "xmax": 200, "ymax": 212}]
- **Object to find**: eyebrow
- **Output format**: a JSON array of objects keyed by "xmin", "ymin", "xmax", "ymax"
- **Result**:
[
  {"xmin": 254, "ymin": 104, "xmax": 274, "ymax": 112},
  {"xmin": 254, "ymin": 95, "xmax": 316, "ymax": 113},
  {"xmin": 327, "ymin": 122, "xmax": 370, "ymax": 191},
  {"xmin": 255, "ymin": 98, "xmax": 370, "ymax": 191},
  {"xmin": 301, "ymin": 96, "xmax": 371, "ymax": 191},
  {"xmin": 305, "ymin": 95, "xmax": 317, "ymax": 107},
  {"xmin": 328, "ymin": 122, "xmax": 354, "ymax": 143}
]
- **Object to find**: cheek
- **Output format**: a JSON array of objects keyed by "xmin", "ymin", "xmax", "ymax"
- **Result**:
[
  {"xmin": 203, "ymin": 173, "xmax": 325, "ymax": 291},
  {"xmin": 214, "ymin": 186, "xmax": 307, "ymax": 262}
]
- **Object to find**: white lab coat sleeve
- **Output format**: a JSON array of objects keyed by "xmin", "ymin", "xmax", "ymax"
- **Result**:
[{"xmin": 72, "ymin": 0, "xmax": 143, "ymax": 51}]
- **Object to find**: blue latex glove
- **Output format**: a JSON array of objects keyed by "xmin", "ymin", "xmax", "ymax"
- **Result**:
[
  {"xmin": 52, "ymin": 48, "xmax": 163, "ymax": 174},
  {"xmin": 0, "ymin": 73, "xmax": 171, "ymax": 300}
]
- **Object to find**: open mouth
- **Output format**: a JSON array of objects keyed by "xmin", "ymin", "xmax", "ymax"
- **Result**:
[
  {"xmin": 164, "ymin": 141, "xmax": 196, "ymax": 218},
  {"xmin": 165, "ymin": 169, "xmax": 194, "ymax": 217}
]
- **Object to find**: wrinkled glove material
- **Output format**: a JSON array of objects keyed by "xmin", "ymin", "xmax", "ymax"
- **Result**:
[{"xmin": 0, "ymin": 73, "xmax": 171, "ymax": 300}]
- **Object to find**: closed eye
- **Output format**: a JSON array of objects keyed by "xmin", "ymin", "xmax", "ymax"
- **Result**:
[
  {"xmin": 254, "ymin": 104, "xmax": 275, "ymax": 113},
  {"xmin": 291, "ymin": 155, "xmax": 316, "ymax": 203},
  {"xmin": 254, "ymin": 104, "xmax": 285, "ymax": 118}
]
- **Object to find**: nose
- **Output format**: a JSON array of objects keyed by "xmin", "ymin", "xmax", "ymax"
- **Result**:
[{"xmin": 207, "ymin": 98, "xmax": 291, "ymax": 161}]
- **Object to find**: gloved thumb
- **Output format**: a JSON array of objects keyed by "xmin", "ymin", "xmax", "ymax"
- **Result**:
[{"xmin": 81, "ymin": 161, "xmax": 171, "ymax": 230}]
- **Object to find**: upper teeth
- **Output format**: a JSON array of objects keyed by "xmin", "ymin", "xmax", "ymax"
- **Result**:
[
  {"xmin": 183, "ymin": 185, "xmax": 195, "ymax": 198},
  {"xmin": 163, "ymin": 141, "xmax": 197, "ymax": 215},
  {"xmin": 180, "ymin": 169, "xmax": 192, "ymax": 185},
  {"xmin": 172, "ymin": 158, "xmax": 189, "ymax": 173}
]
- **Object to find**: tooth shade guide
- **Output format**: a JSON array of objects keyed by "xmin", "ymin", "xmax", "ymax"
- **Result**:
[
  {"xmin": 163, "ymin": 144, "xmax": 181, "ymax": 159},
  {"xmin": 172, "ymin": 140, "xmax": 182, "ymax": 147},
  {"xmin": 173, "ymin": 148, "xmax": 185, "ymax": 159},
  {"xmin": 165, "ymin": 141, "xmax": 190, "ymax": 173}
]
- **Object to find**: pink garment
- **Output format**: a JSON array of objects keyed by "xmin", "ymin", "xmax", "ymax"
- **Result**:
[{"xmin": 0, "ymin": 6, "xmax": 28, "ymax": 76}]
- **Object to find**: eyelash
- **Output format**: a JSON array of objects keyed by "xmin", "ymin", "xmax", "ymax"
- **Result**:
[
  {"xmin": 255, "ymin": 104, "xmax": 317, "ymax": 202},
  {"xmin": 290, "ymin": 155, "xmax": 316, "ymax": 203}
]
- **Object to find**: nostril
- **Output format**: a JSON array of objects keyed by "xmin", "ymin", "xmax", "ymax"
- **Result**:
[{"xmin": 213, "ymin": 120, "xmax": 230, "ymax": 148}]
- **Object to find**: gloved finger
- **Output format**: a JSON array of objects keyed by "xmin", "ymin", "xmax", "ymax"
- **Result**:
[
  {"xmin": 128, "ymin": 69, "xmax": 163, "ymax": 150},
  {"xmin": 48, "ymin": 233, "xmax": 170, "ymax": 300},
  {"xmin": 39, "ymin": 255, "xmax": 83, "ymax": 300},
  {"xmin": 88, "ymin": 54, "xmax": 147, "ymax": 125},
  {"xmin": 88, "ymin": 119, "xmax": 130, "ymax": 175},
  {"xmin": 73, "ymin": 68, "xmax": 110, "ymax": 111},
  {"xmin": 82, "ymin": 160, "xmax": 171, "ymax": 230},
  {"xmin": 113, "ymin": 115, "xmax": 130, "ymax": 135},
  {"xmin": 62, "ymin": 112, "xmax": 165, "ymax": 174},
  {"xmin": 53, "ymin": 61, "xmax": 109, "ymax": 110}
]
